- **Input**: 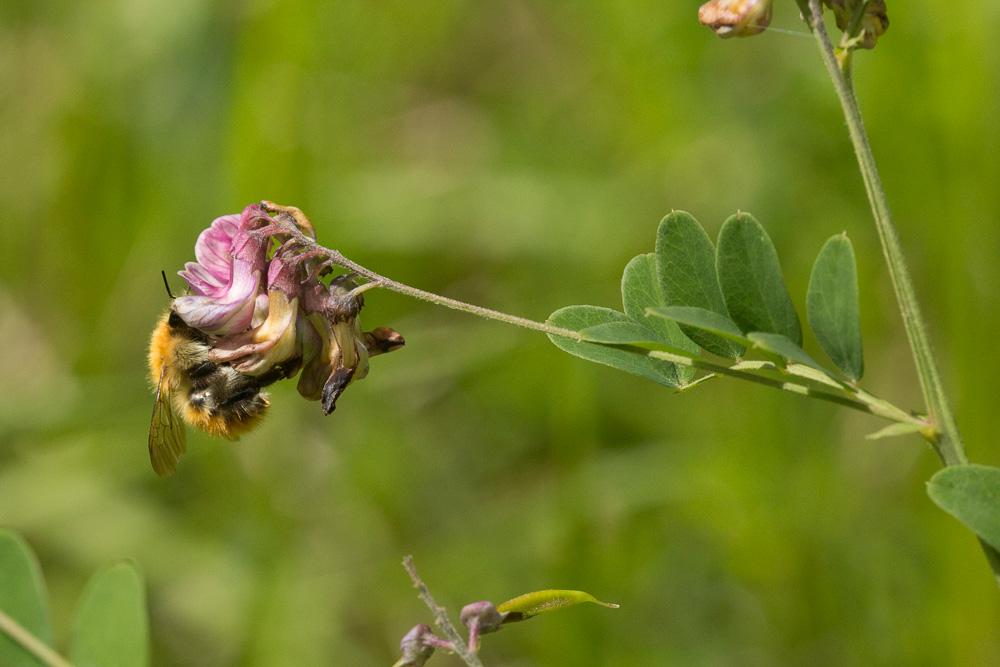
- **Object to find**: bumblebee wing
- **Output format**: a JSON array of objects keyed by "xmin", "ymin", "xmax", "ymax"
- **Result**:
[{"xmin": 148, "ymin": 366, "xmax": 187, "ymax": 477}]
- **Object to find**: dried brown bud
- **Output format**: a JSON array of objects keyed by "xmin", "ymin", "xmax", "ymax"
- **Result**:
[
  {"xmin": 698, "ymin": 0, "xmax": 773, "ymax": 38},
  {"xmin": 823, "ymin": 0, "xmax": 888, "ymax": 49}
]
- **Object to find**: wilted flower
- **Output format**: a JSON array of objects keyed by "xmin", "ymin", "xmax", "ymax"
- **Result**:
[
  {"xmin": 698, "ymin": 0, "xmax": 773, "ymax": 38},
  {"xmin": 296, "ymin": 275, "xmax": 377, "ymax": 415},
  {"xmin": 823, "ymin": 0, "xmax": 888, "ymax": 49},
  {"xmin": 173, "ymin": 205, "xmax": 272, "ymax": 335}
]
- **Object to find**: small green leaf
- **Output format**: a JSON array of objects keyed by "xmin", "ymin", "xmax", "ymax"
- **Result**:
[
  {"xmin": 807, "ymin": 234, "xmax": 864, "ymax": 380},
  {"xmin": 548, "ymin": 306, "xmax": 683, "ymax": 387},
  {"xmin": 866, "ymin": 422, "xmax": 924, "ymax": 440},
  {"xmin": 0, "ymin": 530, "xmax": 52, "ymax": 667},
  {"xmin": 927, "ymin": 465, "xmax": 1000, "ymax": 552},
  {"xmin": 579, "ymin": 321, "xmax": 672, "ymax": 348},
  {"xmin": 646, "ymin": 306, "xmax": 750, "ymax": 348},
  {"xmin": 622, "ymin": 253, "xmax": 698, "ymax": 382},
  {"xmin": 747, "ymin": 332, "xmax": 824, "ymax": 371},
  {"xmin": 70, "ymin": 562, "xmax": 149, "ymax": 667},
  {"xmin": 655, "ymin": 211, "xmax": 742, "ymax": 357},
  {"xmin": 497, "ymin": 590, "xmax": 619, "ymax": 623},
  {"xmin": 716, "ymin": 213, "xmax": 802, "ymax": 345}
]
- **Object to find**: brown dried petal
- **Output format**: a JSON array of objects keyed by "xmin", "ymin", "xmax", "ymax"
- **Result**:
[{"xmin": 698, "ymin": 0, "xmax": 772, "ymax": 38}]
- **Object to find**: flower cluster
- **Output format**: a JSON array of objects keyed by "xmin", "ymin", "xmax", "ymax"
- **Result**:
[{"xmin": 174, "ymin": 202, "xmax": 404, "ymax": 414}]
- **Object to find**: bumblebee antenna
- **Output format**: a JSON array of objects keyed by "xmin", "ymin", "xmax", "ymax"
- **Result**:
[{"xmin": 161, "ymin": 270, "xmax": 176, "ymax": 300}]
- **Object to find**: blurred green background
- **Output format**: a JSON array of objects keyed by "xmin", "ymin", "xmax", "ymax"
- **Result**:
[{"xmin": 2, "ymin": 1, "xmax": 999, "ymax": 665}]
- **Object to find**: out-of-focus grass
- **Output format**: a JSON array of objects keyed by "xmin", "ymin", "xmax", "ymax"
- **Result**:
[{"xmin": 1, "ymin": 2, "xmax": 998, "ymax": 665}]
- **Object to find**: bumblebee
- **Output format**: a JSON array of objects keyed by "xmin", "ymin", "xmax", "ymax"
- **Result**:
[{"xmin": 147, "ymin": 310, "xmax": 292, "ymax": 477}]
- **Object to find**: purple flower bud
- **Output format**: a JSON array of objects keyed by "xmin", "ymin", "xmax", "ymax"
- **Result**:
[
  {"xmin": 460, "ymin": 600, "xmax": 504, "ymax": 652},
  {"xmin": 398, "ymin": 624, "xmax": 436, "ymax": 667}
]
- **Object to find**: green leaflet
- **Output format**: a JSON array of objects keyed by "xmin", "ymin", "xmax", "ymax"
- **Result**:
[
  {"xmin": 646, "ymin": 306, "xmax": 749, "ymax": 346},
  {"xmin": 0, "ymin": 530, "xmax": 52, "ymax": 667},
  {"xmin": 655, "ymin": 211, "xmax": 743, "ymax": 358},
  {"xmin": 621, "ymin": 253, "xmax": 698, "ymax": 382},
  {"xmin": 807, "ymin": 234, "xmax": 864, "ymax": 381},
  {"xmin": 548, "ymin": 306, "xmax": 684, "ymax": 387},
  {"xmin": 716, "ymin": 213, "xmax": 802, "ymax": 345},
  {"xmin": 927, "ymin": 465, "xmax": 1000, "ymax": 552},
  {"xmin": 747, "ymin": 332, "xmax": 824, "ymax": 371},
  {"xmin": 70, "ymin": 563, "xmax": 149, "ymax": 667}
]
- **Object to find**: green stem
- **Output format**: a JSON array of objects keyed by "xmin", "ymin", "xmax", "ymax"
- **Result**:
[
  {"xmin": 263, "ymin": 206, "xmax": 584, "ymax": 343},
  {"xmin": 805, "ymin": 0, "xmax": 1000, "ymax": 582},
  {"xmin": 402, "ymin": 556, "xmax": 484, "ymax": 667},
  {"xmin": 0, "ymin": 608, "xmax": 75, "ymax": 667},
  {"xmin": 805, "ymin": 1, "xmax": 965, "ymax": 466},
  {"xmin": 648, "ymin": 351, "xmax": 916, "ymax": 423}
]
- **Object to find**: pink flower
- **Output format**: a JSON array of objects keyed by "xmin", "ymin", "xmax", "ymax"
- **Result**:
[
  {"xmin": 168, "ymin": 200, "xmax": 405, "ymax": 416},
  {"xmin": 208, "ymin": 255, "xmax": 306, "ymax": 376},
  {"xmin": 173, "ymin": 205, "xmax": 271, "ymax": 335}
]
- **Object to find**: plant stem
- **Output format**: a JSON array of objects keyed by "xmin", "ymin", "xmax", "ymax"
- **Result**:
[
  {"xmin": 402, "ymin": 556, "xmax": 484, "ymax": 667},
  {"xmin": 262, "ymin": 205, "xmax": 583, "ymax": 343},
  {"xmin": 649, "ymin": 351, "xmax": 918, "ymax": 423},
  {"xmin": 806, "ymin": 1, "xmax": 1000, "ymax": 582},
  {"xmin": 0, "ymin": 609, "xmax": 74, "ymax": 667},
  {"xmin": 804, "ymin": 1, "xmax": 966, "ymax": 467}
]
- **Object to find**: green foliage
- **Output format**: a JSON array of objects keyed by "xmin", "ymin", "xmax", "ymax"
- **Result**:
[
  {"xmin": 548, "ymin": 307, "xmax": 686, "ymax": 388},
  {"xmin": 646, "ymin": 306, "xmax": 749, "ymax": 345},
  {"xmin": 745, "ymin": 332, "xmax": 823, "ymax": 371},
  {"xmin": 808, "ymin": 234, "xmax": 865, "ymax": 380},
  {"xmin": 548, "ymin": 249, "xmax": 704, "ymax": 388},
  {"xmin": 0, "ymin": 530, "xmax": 52, "ymax": 667},
  {"xmin": 622, "ymin": 254, "xmax": 698, "ymax": 383},
  {"xmin": 717, "ymin": 213, "xmax": 802, "ymax": 346},
  {"xmin": 927, "ymin": 465, "xmax": 1000, "ymax": 552},
  {"xmin": 550, "ymin": 211, "xmax": 871, "ymax": 404},
  {"xmin": 656, "ymin": 211, "xmax": 742, "ymax": 357},
  {"xmin": 497, "ymin": 589, "xmax": 619, "ymax": 621},
  {"xmin": 0, "ymin": 531, "xmax": 149, "ymax": 667},
  {"xmin": 70, "ymin": 563, "xmax": 149, "ymax": 667}
]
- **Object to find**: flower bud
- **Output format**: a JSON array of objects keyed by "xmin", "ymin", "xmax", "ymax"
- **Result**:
[
  {"xmin": 397, "ymin": 624, "xmax": 435, "ymax": 667},
  {"xmin": 460, "ymin": 601, "xmax": 504, "ymax": 652},
  {"xmin": 698, "ymin": 0, "xmax": 772, "ymax": 38}
]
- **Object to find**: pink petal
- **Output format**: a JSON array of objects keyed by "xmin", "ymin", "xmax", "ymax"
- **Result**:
[{"xmin": 179, "ymin": 261, "xmax": 228, "ymax": 297}]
